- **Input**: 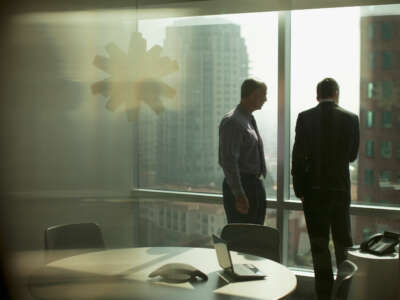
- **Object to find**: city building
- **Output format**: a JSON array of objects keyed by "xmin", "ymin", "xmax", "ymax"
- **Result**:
[
  {"xmin": 357, "ymin": 13, "xmax": 400, "ymax": 240},
  {"xmin": 139, "ymin": 21, "xmax": 249, "ymax": 191}
]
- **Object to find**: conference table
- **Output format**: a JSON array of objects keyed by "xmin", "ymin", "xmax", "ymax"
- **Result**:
[{"xmin": 29, "ymin": 247, "xmax": 297, "ymax": 300}]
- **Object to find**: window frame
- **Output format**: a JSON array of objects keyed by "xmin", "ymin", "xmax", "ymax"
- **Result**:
[{"xmin": 131, "ymin": 3, "xmax": 400, "ymax": 270}]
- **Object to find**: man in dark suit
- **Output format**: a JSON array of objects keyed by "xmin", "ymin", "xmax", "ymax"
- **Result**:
[{"xmin": 291, "ymin": 78, "xmax": 360, "ymax": 300}]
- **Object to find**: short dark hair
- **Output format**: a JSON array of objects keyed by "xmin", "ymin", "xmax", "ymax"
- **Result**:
[
  {"xmin": 317, "ymin": 78, "xmax": 339, "ymax": 99},
  {"xmin": 241, "ymin": 79, "xmax": 266, "ymax": 99}
]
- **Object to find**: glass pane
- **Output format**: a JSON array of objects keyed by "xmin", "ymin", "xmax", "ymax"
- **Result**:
[
  {"xmin": 137, "ymin": 198, "xmax": 276, "ymax": 247},
  {"xmin": 351, "ymin": 214, "xmax": 400, "ymax": 244},
  {"xmin": 2, "ymin": 11, "xmax": 137, "ymax": 195},
  {"xmin": 290, "ymin": 4, "xmax": 400, "ymax": 208},
  {"xmin": 290, "ymin": 6, "xmax": 361, "ymax": 201},
  {"xmin": 138, "ymin": 13, "xmax": 278, "ymax": 197},
  {"xmin": 287, "ymin": 210, "xmax": 313, "ymax": 269},
  {"xmin": 287, "ymin": 210, "xmax": 400, "ymax": 270}
]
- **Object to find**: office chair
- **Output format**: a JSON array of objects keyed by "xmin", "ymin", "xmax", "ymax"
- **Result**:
[
  {"xmin": 331, "ymin": 260, "xmax": 358, "ymax": 300},
  {"xmin": 221, "ymin": 224, "xmax": 280, "ymax": 262},
  {"xmin": 44, "ymin": 222, "xmax": 105, "ymax": 262}
]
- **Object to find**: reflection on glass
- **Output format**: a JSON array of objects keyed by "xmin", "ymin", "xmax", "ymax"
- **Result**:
[{"xmin": 138, "ymin": 13, "xmax": 278, "ymax": 196}]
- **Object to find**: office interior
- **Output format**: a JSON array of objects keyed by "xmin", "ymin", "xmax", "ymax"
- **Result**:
[{"xmin": 0, "ymin": 0, "xmax": 399, "ymax": 299}]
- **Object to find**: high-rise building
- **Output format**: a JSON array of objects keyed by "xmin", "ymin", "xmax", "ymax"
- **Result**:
[
  {"xmin": 357, "ymin": 14, "xmax": 400, "ymax": 239},
  {"xmin": 139, "ymin": 21, "xmax": 249, "ymax": 190}
]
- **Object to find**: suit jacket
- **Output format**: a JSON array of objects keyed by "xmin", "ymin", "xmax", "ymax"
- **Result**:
[{"xmin": 291, "ymin": 101, "xmax": 360, "ymax": 198}]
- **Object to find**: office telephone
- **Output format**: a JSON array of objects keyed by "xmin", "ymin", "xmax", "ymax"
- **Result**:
[{"xmin": 360, "ymin": 231, "xmax": 399, "ymax": 256}]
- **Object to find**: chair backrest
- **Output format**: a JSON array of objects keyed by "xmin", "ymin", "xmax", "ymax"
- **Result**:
[
  {"xmin": 331, "ymin": 260, "xmax": 358, "ymax": 300},
  {"xmin": 44, "ymin": 223, "xmax": 105, "ymax": 262},
  {"xmin": 220, "ymin": 224, "xmax": 280, "ymax": 262}
]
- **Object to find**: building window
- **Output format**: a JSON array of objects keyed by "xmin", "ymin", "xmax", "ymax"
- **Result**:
[
  {"xmin": 382, "ymin": 51, "xmax": 393, "ymax": 69},
  {"xmin": 366, "ymin": 110, "xmax": 375, "ymax": 128},
  {"xmin": 381, "ymin": 22, "xmax": 394, "ymax": 40},
  {"xmin": 364, "ymin": 169, "xmax": 374, "ymax": 186},
  {"xmin": 364, "ymin": 196, "xmax": 372, "ymax": 203},
  {"xmin": 382, "ymin": 111, "xmax": 393, "ymax": 128},
  {"xmin": 380, "ymin": 141, "xmax": 392, "ymax": 158},
  {"xmin": 365, "ymin": 140, "xmax": 375, "ymax": 157},
  {"xmin": 398, "ymin": 143, "xmax": 400, "ymax": 160},
  {"xmin": 368, "ymin": 52, "xmax": 377, "ymax": 69},
  {"xmin": 398, "ymin": 112, "xmax": 400, "ymax": 128},
  {"xmin": 379, "ymin": 170, "xmax": 392, "ymax": 188},
  {"xmin": 382, "ymin": 80, "xmax": 393, "ymax": 99},
  {"xmin": 367, "ymin": 23, "xmax": 376, "ymax": 40},
  {"xmin": 367, "ymin": 82, "xmax": 378, "ymax": 99},
  {"xmin": 397, "ymin": 172, "xmax": 400, "ymax": 183}
]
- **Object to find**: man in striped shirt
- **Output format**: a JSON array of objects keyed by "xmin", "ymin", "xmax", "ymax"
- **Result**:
[{"xmin": 219, "ymin": 78, "xmax": 268, "ymax": 224}]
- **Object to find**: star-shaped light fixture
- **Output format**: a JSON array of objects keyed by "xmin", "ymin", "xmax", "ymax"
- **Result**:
[{"xmin": 91, "ymin": 32, "xmax": 179, "ymax": 121}]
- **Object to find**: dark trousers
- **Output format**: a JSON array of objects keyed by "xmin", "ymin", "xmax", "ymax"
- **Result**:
[
  {"xmin": 222, "ymin": 175, "xmax": 266, "ymax": 224},
  {"xmin": 303, "ymin": 189, "xmax": 353, "ymax": 300}
]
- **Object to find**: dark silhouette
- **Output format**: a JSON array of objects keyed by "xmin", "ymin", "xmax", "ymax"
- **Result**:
[{"xmin": 291, "ymin": 78, "xmax": 360, "ymax": 300}]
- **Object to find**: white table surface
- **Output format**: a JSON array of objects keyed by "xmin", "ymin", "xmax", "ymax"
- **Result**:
[{"xmin": 29, "ymin": 247, "xmax": 297, "ymax": 300}]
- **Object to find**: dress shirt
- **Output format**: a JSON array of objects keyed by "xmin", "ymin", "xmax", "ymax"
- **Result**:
[{"xmin": 219, "ymin": 104, "xmax": 267, "ymax": 198}]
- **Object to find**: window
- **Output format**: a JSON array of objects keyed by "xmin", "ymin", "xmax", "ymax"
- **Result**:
[
  {"xmin": 364, "ymin": 196, "xmax": 372, "ymax": 203},
  {"xmin": 398, "ymin": 112, "xmax": 400, "ymax": 128},
  {"xmin": 382, "ymin": 111, "xmax": 393, "ymax": 128},
  {"xmin": 138, "ymin": 13, "xmax": 278, "ymax": 195},
  {"xmin": 352, "ymin": 215, "xmax": 400, "ymax": 243},
  {"xmin": 379, "ymin": 170, "xmax": 392, "ymax": 188},
  {"xmin": 382, "ymin": 51, "xmax": 393, "ymax": 69},
  {"xmin": 382, "ymin": 80, "xmax": 393, "ymax": 99},
  {"xmin": 398, "ymin": 143, "xmax": 400, "ymax": 159},
  {"xmin": 366, "ymin": 110, "xmax": 375, "ymax": 128},
  {"xmin": 381, "ymin": 22, "xmax": 394, "ymax": 40},
  {"xmin": 364, "ymin": 169, "xmax": 375, "ymax": 186},
  {"xmin": 132, "ymin": 3, "xmax": 400, "ymax": 273},
  {"xmin": 365, "ymin": 140, "xmax": 375, "ymax": 157},
  {"xmin": 367, "ymin": 82, "xmax": 378, "ymax": 99},
  {"xmin": 367, "ymin": 23, "xmax": 377, "ymax": 40},
  {"xmin": 368, "ymin": 51, "xmax": 377, "ymax": 69},
  {"xmin": 380, "ymin": 141, "xmax": 392, "ymax": 158}
]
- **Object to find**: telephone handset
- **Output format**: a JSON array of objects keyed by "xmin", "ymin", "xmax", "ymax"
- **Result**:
[{"xmin": 360, "ymin": 231, "xmax": 399, "ymax": 256}]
